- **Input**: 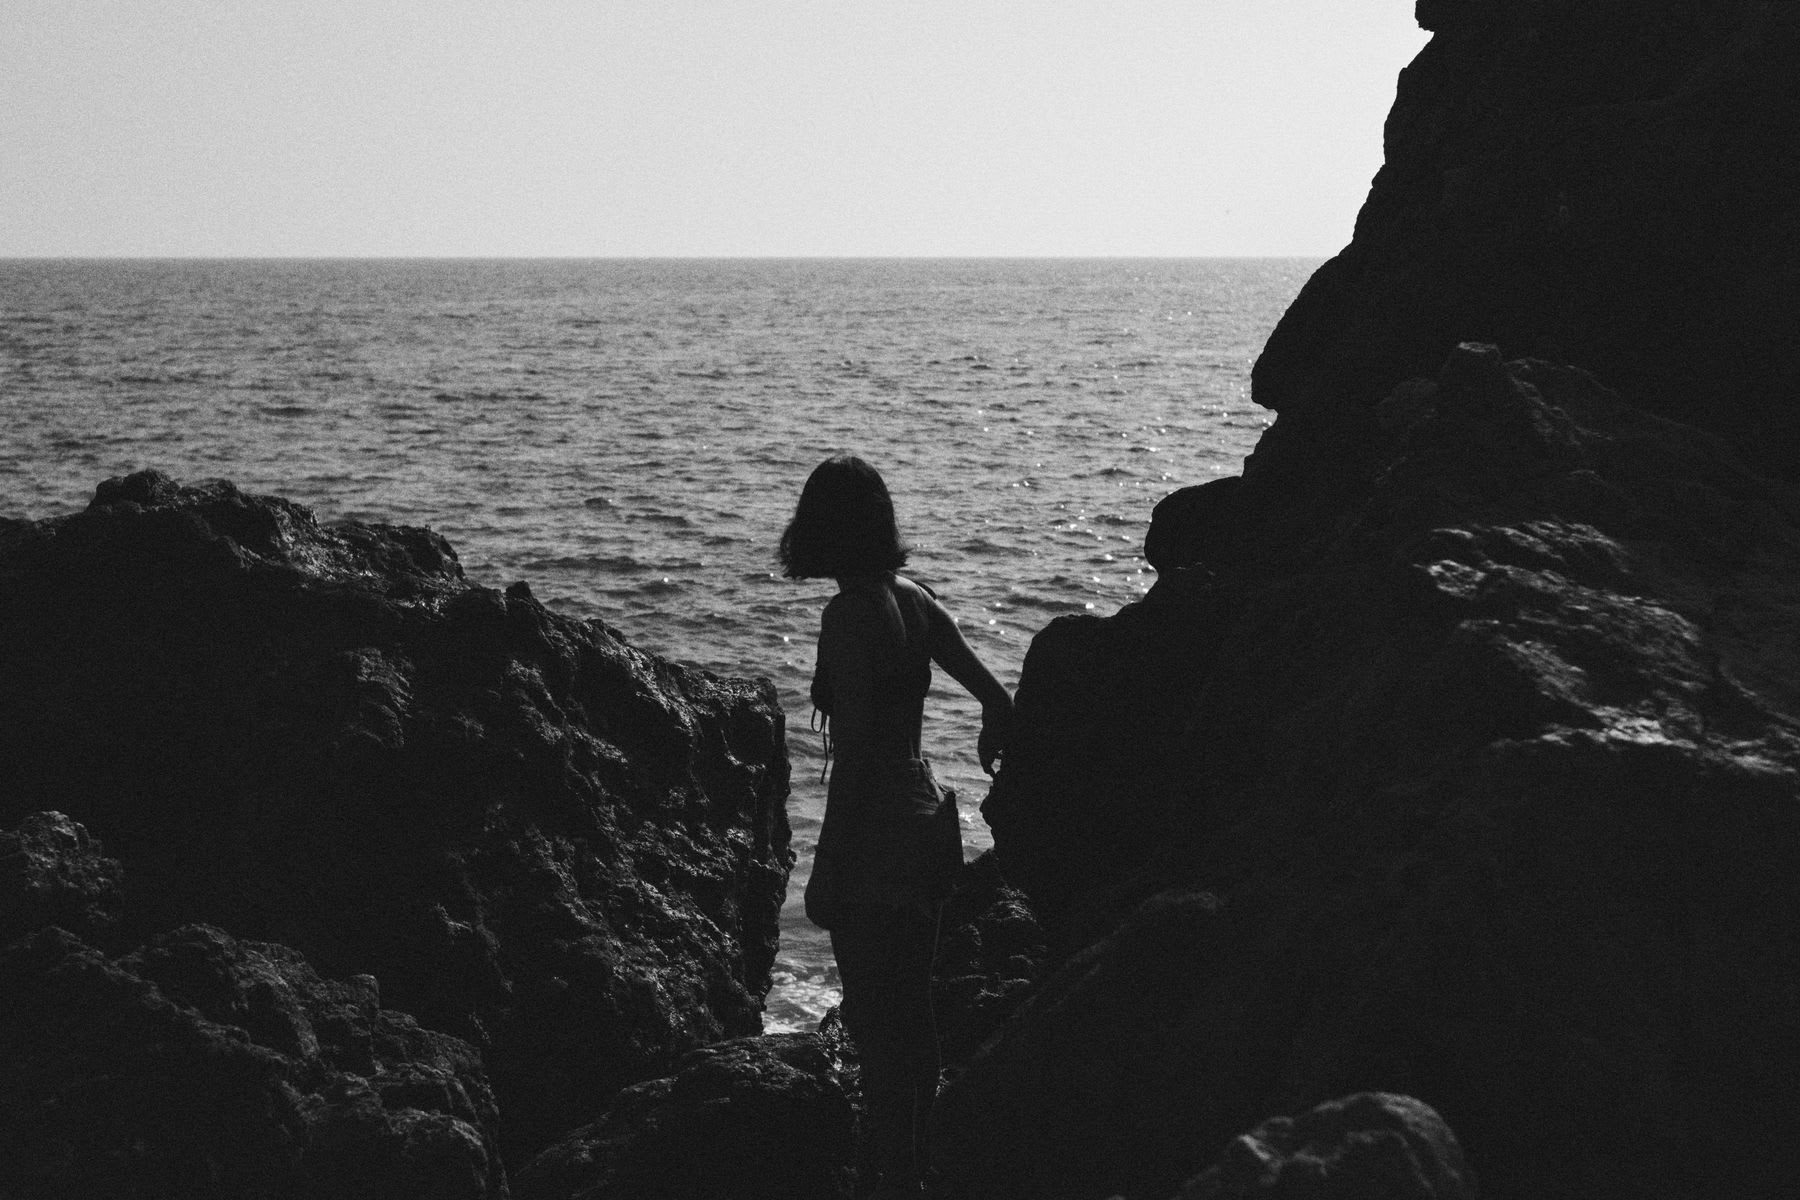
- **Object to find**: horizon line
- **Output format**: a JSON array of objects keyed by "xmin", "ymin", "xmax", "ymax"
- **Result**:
[{"xmin": 0, "ymin": 252, "xmax": 1334, "ymax": 263}]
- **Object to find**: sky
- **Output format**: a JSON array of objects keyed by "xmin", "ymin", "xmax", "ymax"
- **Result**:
[{"xmin": 1, "ymin": 1, "xmax": 1429, "ymax": 258}]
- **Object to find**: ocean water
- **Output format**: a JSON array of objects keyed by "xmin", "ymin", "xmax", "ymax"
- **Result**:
[{"xmin": 0, "ymin": 256, "xmax": 1316, "ymax": 1030}]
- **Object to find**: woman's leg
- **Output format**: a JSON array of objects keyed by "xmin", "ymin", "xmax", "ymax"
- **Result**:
[{"xmin": 832, "ymin": 903, "xmax": 941, "ymax": 1190}]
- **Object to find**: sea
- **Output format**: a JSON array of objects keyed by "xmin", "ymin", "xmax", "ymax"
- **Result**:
[{"xmin": 0, "ymin": 256, "xmax": 1317, "ymax": 1031}]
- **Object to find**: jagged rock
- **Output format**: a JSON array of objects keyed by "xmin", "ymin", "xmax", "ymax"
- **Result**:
[
  {"xmin": 514, "ymin": 1029, "xmax": 857, "ymax": 1200},
  {"xmin": 1250, "ymin": 2, "xmax": 1800, "ymax": 499},
  {"xmin": 952, "ymin": 353, "xmax": 1800, "ymax": 1200},
  {"xmin": 0, "ymin": 472, "xmax": 792, "ymax": 1159},
  {"xmin": 0, "ymin": 811, "xmax": 123, "ymax": 948},
  {"xmin": 0, "ymin": 922, "xmax": 506, "ymax": 1199},
  {"xmin": 1172, "ymin": 1093, "xmax": 1474, "ymax": 1200}
]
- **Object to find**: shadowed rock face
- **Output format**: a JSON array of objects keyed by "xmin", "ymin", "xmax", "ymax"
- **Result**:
[
  {"xmin": 952, "ymin": 350, "xmax": 1800, "ymax": 1200},
  {"xmin": 0, "ymin": 472, "xmax": 792, "ymax": 1160},
  {"xmin": 1251, "ymin": 1, "xmax": 1800, "ymax": 505},
  {"xmin": 0, "ymin": 919, "xmax": 507, "ymax": 1200}
]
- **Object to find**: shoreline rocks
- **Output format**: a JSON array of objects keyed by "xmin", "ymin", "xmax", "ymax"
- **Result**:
[
  {"xmin": 938, "ymin": 7, "xmax": 1800, "ymax": 1194},
  {"xmin": 2, "ymin": 885, "xmax": 507, "ymax": 1198},
  {"xmin": 0, "ymin": 472, "xmax": 792, "ymax": 1165},
  {"xmin": 948, "ymin": 349, "xmax": 1800, "ymax": 1200}
]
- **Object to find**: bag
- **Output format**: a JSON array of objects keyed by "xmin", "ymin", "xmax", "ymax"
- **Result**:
[{"xmin": 805, "ymin": 756, "xmax": 962, "ymax": 928}]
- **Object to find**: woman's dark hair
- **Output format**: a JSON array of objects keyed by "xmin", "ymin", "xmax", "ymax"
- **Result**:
[{"xmin": 779, "ymin": 455, "xmax": 910, "ymax": 579}]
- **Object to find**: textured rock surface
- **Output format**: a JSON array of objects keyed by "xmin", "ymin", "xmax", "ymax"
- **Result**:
[
  {"xmin": 0, "ymin": 471, "xmax": 792, "ymax": 1159},
  {"xmin": 515, "ymin": 1029, "xmax": 858, "ymax": 1200},
  {"xmin": 0, "ymin": 810, "xmax": 124, "ymax": 949},
  {"xmin": 1172, "ymin": 1093, "xmax": 1474, "ymax": 1200},
  {"xmin": 0, "ymin": 921, "xmax": 506, "ymax": 1200},
  {"xmin": 950, "ymin": 350, "xmax": 1800, "ymax": 1200},
  {"xmin": 1252, "ymin": 1, "xmax": 1800, "ymax": 503}
]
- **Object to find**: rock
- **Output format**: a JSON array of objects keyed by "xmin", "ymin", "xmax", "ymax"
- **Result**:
[
  {"xmin": 0, "ymin": 472, "xmax": 792, "ymax": 1159},
  {"xmin": 0, "ymin": 811, "xmax": 123, "ymax": 949},
  {"xmin": 931, "ymin": 850, "xmax": 1048, "ymax": 1073},
  {"xmin": 1145, "ymin": 477, "xmax": 1244, "ymax": 574},
  {"xmin": 946, "ymin": 355, "xmax": 1800, "ymax": 1200},
  {"xmin": 1173, "ymin": 1093, "xmax": 1474, "ymax": 1200},
  {"xmin": 514, "ymin": 1028, "xmax": 858, "ymax": 1200},
  {"xmin": 1250, "ymin": 2, "xmax": 1800, "ymax": 497},
  {"xmin": 0, "ymin": 922, "xmax": 506, "ymax": 1199}
]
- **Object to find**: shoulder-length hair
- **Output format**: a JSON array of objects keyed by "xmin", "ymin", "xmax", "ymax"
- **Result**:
[{"xmin": 779, "ymin": 455, "xmax": 910, "ymax": 579}]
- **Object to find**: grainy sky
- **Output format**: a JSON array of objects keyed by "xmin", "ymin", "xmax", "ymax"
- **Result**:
[{"xmin": 2, "ymin": 1, "xmax": 1428, "ymax": 257}]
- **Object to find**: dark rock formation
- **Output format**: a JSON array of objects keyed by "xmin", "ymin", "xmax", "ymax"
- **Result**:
[
  {"xmin": 0, "ymin": 472, "xmax": 791, "ymax": 1160},
  {"xmin": 515, "ymin": 1029, "xmax": 858, "ymax": 1200},
  {"xmin": 0, "ymin": 920, "xmax": 506, "ymax": 1199},
  {"xmin": 1169, "ymin": 1093, "xmax": 1474, "ymax": 1200},
  {"xmin": 1251, "ymin": 1, "xmax": 1800, "ymax": 505},
  {"xmin": 951, "ymin": 349, "xmax": 1800, "ymax": 1200},
  {"xmin": 945, "ymin": 9, "xmax": 1800, "ymax": 1195},
  {"xmin": 0, "ymin": 810, "xmax": 123, "ymax": 948}
]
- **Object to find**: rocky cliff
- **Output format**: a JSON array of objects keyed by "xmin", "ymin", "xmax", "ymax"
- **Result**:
[
  {"xmin": 1251, "ymin": 0, "xmax": 1800, "ymax": 526},
  {"xmin": 0, "ymin": 471, "xmax": 792, "ymax": 1169},
  {"xmin": 936, "ymin": 5, "xmax": 1800, "ymax": 1199}
]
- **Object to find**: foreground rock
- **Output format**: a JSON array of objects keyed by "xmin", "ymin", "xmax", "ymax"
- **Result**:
[
  {"xmin": 0, "ymin": 920, "xmax": 506, "ymax": 1199},
  {"xmin": 516, "ymin": 1029, "xmax": 858, "ymax": 1200},
  {"xmin": 950, "ymin": 350, "xmax": 1800, "ymax": 1200},
  {"xmin": 0, "ymin": 472, "xmax": 792, "ymax": 1159},
  {"xmin": 1170, "ymin": 1093, "xmax": 1473, "ymax": 1200},
  {"xmin": 0, "ymin": 809, "xmax": 124, "ymax": 949}
]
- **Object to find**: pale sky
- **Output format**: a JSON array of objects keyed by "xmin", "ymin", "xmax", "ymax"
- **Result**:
[{"xmin": 2, "ymin": 1, "xmax": 1428, "ymax": 258}]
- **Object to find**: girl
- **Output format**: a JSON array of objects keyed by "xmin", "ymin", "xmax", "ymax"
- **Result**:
[{"xmin": 781, "ymin": 455, "xmax": 1011, "ymax": 1197}]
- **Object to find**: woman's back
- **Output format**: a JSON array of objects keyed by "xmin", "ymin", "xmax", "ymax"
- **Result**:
[{"xmin": 816, "ymin": 573, "xmax": 933, "ymax": 766}]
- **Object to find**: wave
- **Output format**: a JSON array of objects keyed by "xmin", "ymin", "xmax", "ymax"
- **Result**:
[
  {"xmin": 519, "ymin": 553, "xmax": 651, "ymax": 573},
  {"xmin": 958, "ymin": 537, "xmax": 1030, "ymax": 557},
  {"xmin": 431, "ymin": 390, "xmax": 547, "ymax": 404},
  {"xmin": 999, "ymin": 593, "xmax": 1099, "ymax": 614}
]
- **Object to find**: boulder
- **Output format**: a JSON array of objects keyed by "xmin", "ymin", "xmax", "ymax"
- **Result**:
[
  {"xmin": 0, "ymin": 472, "xmax": 792, "ymax": 1159},
  {"xmin": 1144, "ymin": 476, "xmax": 1244, "ymax": 574},
  {"xmin": 1172, "ymin": 1093, "xmax": 1474, "ymax": 1200},
  {"xmin": 514, "ymin": 1028, "xmax": 858, "ymax": 1200},
  {"xmin": 0, "ymin": 922, "xmax": 506, "ymax": 1199},
  {"xmin": 953, "ymin": 352, "xmax": 1800, "ymax": 1200},
  {"xmin": 0, "ymin": 810, "xmax": 123, "ymax": 949}
]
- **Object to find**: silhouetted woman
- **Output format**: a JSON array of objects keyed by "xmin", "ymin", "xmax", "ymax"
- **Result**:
[{"xmin": 781, "ymin": 455, "xmax": 1011, "ymax": 1197}]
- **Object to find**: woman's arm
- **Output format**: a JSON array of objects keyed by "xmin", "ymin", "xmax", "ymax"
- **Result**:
[{"xmin": 923, "ymin": 595, "xmax": 1012, "ymax": 774}]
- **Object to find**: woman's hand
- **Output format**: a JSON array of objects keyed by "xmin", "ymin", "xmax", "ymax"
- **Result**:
[{"xmin": 978, "ymin": 700, "xmax": 1011, "ymax": 776}]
